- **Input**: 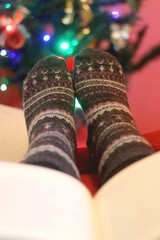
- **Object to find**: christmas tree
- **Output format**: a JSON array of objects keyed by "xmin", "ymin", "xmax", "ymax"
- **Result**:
[{"xmin": 0, "ymin": 0, "xmax": 160, "ymax": 97}]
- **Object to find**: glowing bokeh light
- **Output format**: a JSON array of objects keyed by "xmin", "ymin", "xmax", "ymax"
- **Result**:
[
  {"xmin": 43, "ymin": 34, "xmax": 51, "ymax": 41},
  {"xmin": 112, "ymin": 11, "xmax": 119, "ymax": 19},
  {"xmin": 60, "ymin": 42, "xmax": 69, "ymax": 50},
  {"xmin": 0, "ymin": 49, "xmax": 7, "ymax": 56},
  {"xmin": 0, "ymin": 84, "xmax": 7, "ymax": 91}
]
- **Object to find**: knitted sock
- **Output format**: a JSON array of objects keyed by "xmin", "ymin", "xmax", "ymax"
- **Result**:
[
  {"xmin": 73, "ymin": 48, "xmax": 154, "ymax": 184},
  {"xmin": 21, "ymin": 56, "xmax": 79, "ymax": 179}
]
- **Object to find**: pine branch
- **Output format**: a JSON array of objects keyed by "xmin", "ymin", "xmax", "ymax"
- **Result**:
[
  {"xmin": 128, "ymin": 44, "xmax": 160, "ymax": 72},
  {"xmin": 132, "ymin": 25, "xmax": 148, "ymax": 52}
]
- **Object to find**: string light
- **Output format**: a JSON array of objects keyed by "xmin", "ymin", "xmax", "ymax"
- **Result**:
[
  {"xmin": 6, "ymin": 24, "xmax": 14, "ymax": 31},
  {"xmin": 5, "ymin": 3, "xmax": 11, "ymax": 9},
  {"xmin": 72, "ymin": 39, "xmax": 78, "ymax": 46},
  {"xmin": 15, "ymin": 56, "xmax": 21, "ymax": 62},
  {"xmin": 82, "ymin": 27, "xmax": 90, "ymax": 35},
  {"xmin": 0, "ymin": 84, "xmax": 7, "ymax": 91},
  {"xmin": 59, "ymin": 41, "xmax": 74, "ymax": 55},
  {"xmin": 1, "ymin": 77, "xmax": 9, "ymax": 85},
  {"xmin": 9, "ymin": 51, "xmax": 16, "ymax": 59},
  {"xmin": 67, "ymin": 48, "xmax": 73, "ymax": 54},
  {"xmin": 43, "ymin": 34, "xmax": 51, "ymax": 41},
  {"xmin": 0, "ymin": 49, "xmax": 7, "ymax": 56},
  {"xmin": 112, "ymin": 11, "xmax": 119, "ymax": 19},
  {"xmin": 60, "ymin": 42, "xmax": 69, "ymax": 50}
]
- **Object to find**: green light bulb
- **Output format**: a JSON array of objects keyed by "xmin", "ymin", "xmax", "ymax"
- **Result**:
[
  {"xmin": 72, "ymin": 39, "xmax": 78, "ymax": 46},
  {"xmin": 2, "ymin": 77, "xmax": 9, "ymax": 85},
  {"xmin": 60, "ymin": 42, "xmax": 69, "ymax": 50},
  {"xmin": 5, "ymin": 3, "xmax": 11, "ymax": 9}
]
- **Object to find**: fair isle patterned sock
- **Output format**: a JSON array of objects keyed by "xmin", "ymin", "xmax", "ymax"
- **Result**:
[
  {"xmin": 73, "ymin": 48, "xmax": 154, "ymax": 184},
  {"xmin": 21, "ymin": 56, "xmax": 79, "ymax": 179}
]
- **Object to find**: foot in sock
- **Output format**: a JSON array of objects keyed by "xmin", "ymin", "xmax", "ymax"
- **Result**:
[
  {"xmin": 21, "ymin": 56, "xmax": 79, "ymax": 179},
  {"xmin": 73, "ymin": 48, "xmax": 154, "ymax": 183}
]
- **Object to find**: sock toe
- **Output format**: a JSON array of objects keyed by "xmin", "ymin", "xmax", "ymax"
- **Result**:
[
  {"xmin": 74, "ymin": 47, "xmax": 120, "ymax": 66},
  {"xmin": 35, "ymin": 55, "xmax": 66, "ymax": 69}
]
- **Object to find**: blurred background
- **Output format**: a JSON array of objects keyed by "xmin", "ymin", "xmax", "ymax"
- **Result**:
[{"xmin": 0, "ymin": 0, "xmax": 160, "ymax": 134}]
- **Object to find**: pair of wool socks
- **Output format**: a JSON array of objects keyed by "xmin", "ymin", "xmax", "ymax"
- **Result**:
[{"xmin": 22, "ymin": 48, "xmax": 154, "ymax": 184}]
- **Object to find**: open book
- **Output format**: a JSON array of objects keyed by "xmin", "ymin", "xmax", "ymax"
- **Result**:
[{"xmin": 1, "ymin": 152, "xmax": 160, "ymax": 240}]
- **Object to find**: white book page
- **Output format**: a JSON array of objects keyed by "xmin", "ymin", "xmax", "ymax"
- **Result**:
[
  {"xmin": 0, "ymin": 161, "xmax": 96, "ymax": 240},
  {"xmin": 94, "ymin": 152, "xmax": 160, "ymax": 240}
]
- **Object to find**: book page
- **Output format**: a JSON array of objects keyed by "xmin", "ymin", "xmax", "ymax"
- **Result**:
[
  {"xmin": 0, "ymin": 161, "xmax": 96, "ymax": 240},
  {"xmin": 93, "ymin": 151, "xmax": 160, "ymax": 240},
  {"xmin": 0, "ymin": 104, "xmax": 28, "ymax": 164}
]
